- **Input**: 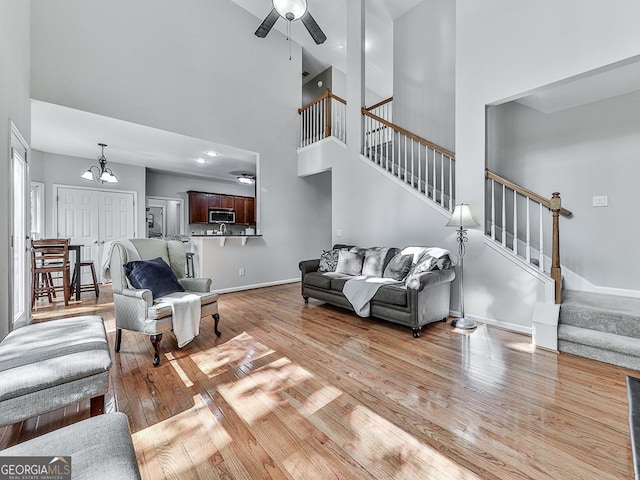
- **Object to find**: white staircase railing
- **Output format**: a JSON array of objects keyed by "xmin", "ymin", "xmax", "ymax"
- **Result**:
[
  {"xmin": 362, "ymin": 108, "xmax": 455, "ymax": 212},
  {"xmin": 485, "ymin": 169, "xmax": 572, "ymax": 303},
  {"xmin": 298, "ymin": 89, "xmax": 346, "ymax": 147}
]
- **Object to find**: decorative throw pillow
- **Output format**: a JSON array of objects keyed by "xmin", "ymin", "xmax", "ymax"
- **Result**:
[
  {"xmin": 361, "ymin": 247, "xmax": 390, "ymax": 277},
  {"xmin": 383, "ymin": 253, "xmax": 413, "ymax": 281},
  {"xmin": 335, "ymin": 250, "xmax": 365, "ymax": 276},
  {"xmin": 405, "ymin": 248, "xmax": 453, "ymax": 288},
  {"xmin": 124, "ymin": 257, "xmax": 185, "ymax": 298},
  {"xmin": 400, "ymin": 246, "xmax": 430, "ymax": 265},
  {"xmin": 318, "ymin": 249, "xmax": 340, "ymax": 272}
]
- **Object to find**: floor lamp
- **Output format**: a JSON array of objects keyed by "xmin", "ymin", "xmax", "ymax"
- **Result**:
[{"xmin": 446, "ymin": 203, "xmax": 480, "ymax": 330}]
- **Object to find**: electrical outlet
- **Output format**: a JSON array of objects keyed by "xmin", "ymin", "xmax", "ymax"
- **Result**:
[
  {"xmin": 239, "ymin": 268, "xmax": 245, "ymax": 276},
  {"xmin": 592, "ymin": 195, "xmax": 608, "ymax": 207},
  {"xmin": 336, "ymin": 229, "xmax": 342, "ymax": 237}
]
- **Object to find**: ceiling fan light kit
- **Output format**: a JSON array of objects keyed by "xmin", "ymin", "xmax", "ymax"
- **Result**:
[
  {"xmin": 255, "ymin": 0, "xmax": 326, "ymax": 48},
  {"xmin": 237, "ymin": 174, "xmax": 256, "ymax": 185}
]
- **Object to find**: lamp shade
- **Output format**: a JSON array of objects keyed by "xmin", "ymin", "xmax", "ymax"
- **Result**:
[{"xmin": 446, "ymin": 204, "xmax": 480, "ymax": 228}]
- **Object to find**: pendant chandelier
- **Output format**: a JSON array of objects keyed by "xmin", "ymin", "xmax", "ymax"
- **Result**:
[{"xmin": 81, "ymin": 143, "xmax": 118, "ymax": 183}]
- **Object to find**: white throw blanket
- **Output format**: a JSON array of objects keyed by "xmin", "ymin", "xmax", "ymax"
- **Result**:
[
  {"xmin": 343, "ymin": 276, "xmax": 402, "ymax": 317},
  {"xmin": 155, "ymin": 292, "xmax": 202, "ymax": 347},
  {"xmin": 101, "ymin": 239, "xmax": 140, "ymax": 282}
]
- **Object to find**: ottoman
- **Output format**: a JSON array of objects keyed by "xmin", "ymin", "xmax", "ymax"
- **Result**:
[{"xmin": 0, "ymin": 315, "xmax": 112, "ymax": 426}]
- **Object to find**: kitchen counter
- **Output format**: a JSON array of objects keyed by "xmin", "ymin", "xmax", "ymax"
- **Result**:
[{"xmin": 190, "ymin": 234, "xmax": 262, "ymax": 246}]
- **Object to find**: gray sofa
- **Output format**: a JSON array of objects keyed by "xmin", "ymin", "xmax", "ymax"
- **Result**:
[{"xmin": 299, "ymin": 245, "xmax": 455, "ymax": 337}]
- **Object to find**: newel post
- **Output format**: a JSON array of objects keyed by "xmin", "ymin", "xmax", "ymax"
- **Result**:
[
  {"xmin": 550, "ymin": 192, "xmax": 562, "ymax": 304},
  {"xmin": 324, "ymin": 88, "xmax": 332, "ymax": 138}
]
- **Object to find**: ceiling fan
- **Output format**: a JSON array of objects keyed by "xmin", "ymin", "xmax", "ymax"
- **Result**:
[{"xmin": 255, "ymin": 0, "xmax": 327, "ymax": 45}]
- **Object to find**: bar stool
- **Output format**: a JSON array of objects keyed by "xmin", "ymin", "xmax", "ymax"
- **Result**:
[
  {"xmin": 185, "ymin": 252, "xmax": 195, "ymax": 278},
  {"xmin": 70, "ymin": 260, "xmax": 100, "ymax": 298},
  {"xmin": 32, "ymin": 239, "xmax": 71, "ymax": 306}
]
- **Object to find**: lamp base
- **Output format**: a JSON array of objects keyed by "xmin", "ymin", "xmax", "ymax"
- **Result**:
[{"xmin": 452, "ymin": 316, "xmax": 477, "ymax": 330}]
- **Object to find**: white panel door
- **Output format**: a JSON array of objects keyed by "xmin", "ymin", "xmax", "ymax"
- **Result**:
[
  {"xmin": 98, "ymin": 191, "xmax": 135, "ymax": 279},
  {"xmin": 11, "ymin": 145, "xmax": 29, "ymax": 328},
  {"xmin": 57, "ymin": 187, "xmax": 135, "ymax": 285},
  {"xmin": 57, "ymin": 188, "xmax": 100, "ymax": 285}
]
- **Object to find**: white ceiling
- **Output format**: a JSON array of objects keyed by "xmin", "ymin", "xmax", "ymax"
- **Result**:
[
  {"xmin": 31, "ymin": 100, "xmax": 257, "ymax": 183},
  {"xmin": 231, "ymin": 0, "xmax": 425, "ymax": 98}
]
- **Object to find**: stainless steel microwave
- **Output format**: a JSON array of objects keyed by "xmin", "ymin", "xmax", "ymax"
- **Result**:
[{"xmin": 208, "ymin": 209, "xmax": 235, "ymax": 224}]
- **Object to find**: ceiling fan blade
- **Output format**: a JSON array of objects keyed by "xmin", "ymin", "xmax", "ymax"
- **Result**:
[
  {"xmin": 255, "ymin": 8, "xmax": 280, "ymax": 38},
  {"xmin": 301, "ymin": 11, "xmax": 327, "ymax": 45}
]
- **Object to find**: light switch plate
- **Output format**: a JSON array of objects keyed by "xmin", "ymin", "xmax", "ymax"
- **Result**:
[
  {"xmin": 592, "ymin": 195, "xmax": 608, "ymax": 207},
  {"xmin": 336, "ymin": 229, "xmax": 342, "ymax": 237}
]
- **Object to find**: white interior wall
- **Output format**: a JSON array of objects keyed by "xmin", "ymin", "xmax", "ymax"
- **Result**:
[
  {"xmin": 456, "ymin": 0, "xmax": 640, "ymax": 326},
  {"xmin": 393, "ymin": 0, "xmax": 455, "ymax": 151},
  {"xmin": 0, "ymin": 0, "xmax": 31, "ymax": 339},
  {"xmin": 31, "ymin": 0, "xmax": 332, "ymax": 287},
  {"xmin": 488, "ymin": 91, "xmax": 640, "ymax": 291},
  {"xmin": 30, "ymin": 150, "xmax": 147, "ymax": 237}
]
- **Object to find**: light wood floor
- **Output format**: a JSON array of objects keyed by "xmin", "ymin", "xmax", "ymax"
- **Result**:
[{"xmin": 1, "ymin": 283, "xmax": 635, "ymax": 479}]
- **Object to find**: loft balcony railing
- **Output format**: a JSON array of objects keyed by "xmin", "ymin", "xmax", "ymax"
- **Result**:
[
  {"xmin": 485, "ymin": 169, "xmax": 572, "ymax": 303},
  {"xmin": 298, "ymin": 89, "xmax": 347, "ymax": 147},
  {"xmin": 297, "ymin": 93, "xmax": 455, "ymax": 211}
]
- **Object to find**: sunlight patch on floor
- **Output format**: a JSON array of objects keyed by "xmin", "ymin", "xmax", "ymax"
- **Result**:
[
  {"xmin": 165, "ymin": 351, "xmax": 194, "ymax": 388},
  {"xmin": 132, "ymin": 394, "xmax": 230, "ymax": 476},
  {"xmin": 345, "ymin": 404, "xmax": 481, "ymax": 480},
  {"xmin": 192, "ymin": 331, "xmax": 275, "ymax": 377}
]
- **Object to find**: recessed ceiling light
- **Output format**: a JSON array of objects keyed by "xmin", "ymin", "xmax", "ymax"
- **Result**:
[
  {"xmin": 196, "ymin": 158, "xmax": 206, "ymax": 164},
  {"xmin": 206, "ymin": 151, "xmax": 218, "ymax": 157}
]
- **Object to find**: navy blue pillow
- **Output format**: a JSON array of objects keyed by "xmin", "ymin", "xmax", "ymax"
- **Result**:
[{"xmin": 124, "ymin": 257, "xmax": 184, "ymax": 298}]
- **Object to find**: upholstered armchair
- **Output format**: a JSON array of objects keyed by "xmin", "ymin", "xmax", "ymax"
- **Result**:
[{"xmin": 108, "ymin": 238, "xmax": 220, "ymax": 366}]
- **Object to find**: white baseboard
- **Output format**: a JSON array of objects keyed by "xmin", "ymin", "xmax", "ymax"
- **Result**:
[
  {"xmin": 449, "ymin": 310, "xmax": 532, "ymax": 336},
  {"xmin": 216, "ymin": 278, "xmax": 300, "ymax": 294}
]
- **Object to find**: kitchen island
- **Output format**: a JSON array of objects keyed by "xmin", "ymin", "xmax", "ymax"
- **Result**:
[{"xmin": 189, "ymin": 234, "xmax": 264, "ymax": 289}]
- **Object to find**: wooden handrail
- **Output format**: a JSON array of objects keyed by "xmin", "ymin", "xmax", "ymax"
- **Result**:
[
  {"xmin": 298, "ymin": 89, "xmax": 346, "ymax": 114},
  {"xmin": 485, "ymin": 169, "xmax": 572, "ymax": 217},
  {"xmin": 328, "ymin": 91, "xmax": 346, "ymax": 105},
  {"xmin": 362, "ymin": 108, "xmax": 455, "ymax": 159},
  {"xmin": 365, "ymin": 96, "xmax": 393, "ymax": 111}
]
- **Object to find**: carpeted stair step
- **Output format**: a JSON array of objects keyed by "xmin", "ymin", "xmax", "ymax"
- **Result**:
[
  {"xmin": 559, "ymin": 290, "xmax": 640, "ymax": 338},
  {"xmin": 559, "ymin": 290, "xmax": 640, "ymax": 370}
]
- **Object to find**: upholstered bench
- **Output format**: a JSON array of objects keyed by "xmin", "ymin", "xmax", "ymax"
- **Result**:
[
  {"xmin": 0, "ymin": 412, "xmax": 141, "ymax": 479},
  {"xmin": 0, "ymin": 315, "xmax": 112, "ymax": 427}
]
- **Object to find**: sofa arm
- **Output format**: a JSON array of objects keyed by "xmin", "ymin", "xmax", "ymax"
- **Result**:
[
  {"xmin": 408, "ymin": 269, "xmax": 455, "ymax": 292},
  {"xmin": 121, "ymin": 288, "xmax": 153, "ymax": 307},
  {"xmin": 179, "ymin": 277, "xmax": 212, "ymax": 293},
  {"xmin": 299, "ymin": 259, "xmax": 320, "ymax": 275}
]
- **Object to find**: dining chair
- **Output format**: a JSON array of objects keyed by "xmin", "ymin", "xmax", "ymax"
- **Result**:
[{"xmin": 32, "ymin": 238, "xmax": 71, "ymax": 306}]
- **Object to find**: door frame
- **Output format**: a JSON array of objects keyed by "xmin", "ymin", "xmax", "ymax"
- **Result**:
[
  {"xmin": 52, "ymin": 184, "xmax": 138, "ymax": 239},
  {"xmin": 9, "ymin": 122, "xmax": 30, "ymax": 329},
  {"xmin": 147, "ymin": 196, "xmax": 185, "ymax": 236}
]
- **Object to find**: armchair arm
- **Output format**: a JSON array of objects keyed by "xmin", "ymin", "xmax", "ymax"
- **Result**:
[
  {"xmin": 408, "ymin": 269, "xmax": 455, "ymax": 292},
  {"xmin": 178, "ymin": 277, "xmax": 212, "ymax": 293},
  {"xmin": 121, "ymin": 288, "xmax": 153, "ymax": 307},
  {"xmin": 299, "ymin": 259, "xmax": 320, "ymax": 275}
]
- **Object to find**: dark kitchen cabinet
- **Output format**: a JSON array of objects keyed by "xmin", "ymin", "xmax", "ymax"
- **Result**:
[
  {"xmin": 233, "ymin": 197, "xmax": 247, "ymax": 225},
  {"xmin": 221, "ymin": 196, "xmax": 234, "ymax": 209},
  {"xmin": 245, "ymin": 197, "xmax": 255, "ymax": 225},
  {"xmin": 208, "ymin": 194, "xmax": 221, "ymax": 209},
  {"xmin": 188, "ymin": 191, "xmax": 209, "ymax": 224}
]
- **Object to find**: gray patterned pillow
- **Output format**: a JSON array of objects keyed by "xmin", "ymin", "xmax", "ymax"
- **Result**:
[
  {"xmin": 383, "ymin": 253, "xmax": 413, "ymax": 281},
  {"xmin": 405, "ymin": 248, "xmax": 452, "ymax": 288},
  {"xmin": 335, "ymin": 250, "xmax": 365, "ymax": 275},
  {"xmin": 318, "ymin": 249, "xmax": 340, "ymax": 272},
  {"xmin": 362, "ymin": 247, "xmax": 390, "ymax": 277}
]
